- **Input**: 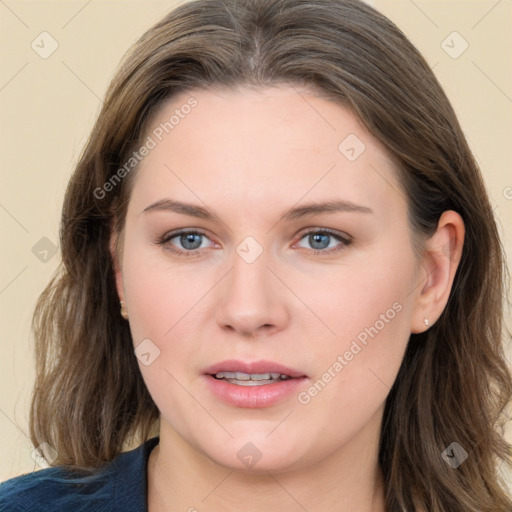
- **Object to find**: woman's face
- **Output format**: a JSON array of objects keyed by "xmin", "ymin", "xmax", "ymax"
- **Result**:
[{"xmin": 114, "ymin": 85, "xmax": 426, "ymax": 473}]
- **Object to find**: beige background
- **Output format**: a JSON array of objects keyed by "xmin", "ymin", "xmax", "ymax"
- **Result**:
[{"xmin": 0, "ymin": 0, "xmax": 510, "ymax": 487}]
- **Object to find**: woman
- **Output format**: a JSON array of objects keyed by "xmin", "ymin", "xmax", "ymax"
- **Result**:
[{"xmin": 1, "ymin": 0, "xmax": 511, "ymax": 511}]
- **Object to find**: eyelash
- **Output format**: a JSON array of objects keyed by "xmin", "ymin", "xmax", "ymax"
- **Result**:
[{"xmin": 156, "ymin": 228, "xmax": 352, "ymax": 257}]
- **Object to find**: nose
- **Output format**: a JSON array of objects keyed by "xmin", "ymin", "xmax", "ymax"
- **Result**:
[{"xmin": 215, "ymin": 247, "xmax": 290, "ymax": 338}]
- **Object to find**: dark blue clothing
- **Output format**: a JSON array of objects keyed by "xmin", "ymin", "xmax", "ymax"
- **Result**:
[{"xmin": 0, "ymin": 436, "xmax": 159, "ymax": 512}]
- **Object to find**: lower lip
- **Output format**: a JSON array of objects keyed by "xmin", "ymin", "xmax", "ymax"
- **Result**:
[{"xmin": 203, "ymin": 375, "xmax": 308, "ymax": 408}]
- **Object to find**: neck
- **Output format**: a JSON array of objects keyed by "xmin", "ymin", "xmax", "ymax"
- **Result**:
[{"xmin": 147, "ymin": 410, "xmax": 387, "ymax": 512}]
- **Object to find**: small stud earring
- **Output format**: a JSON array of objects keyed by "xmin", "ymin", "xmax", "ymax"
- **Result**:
[
  {"xmin": 120, "ymin": 300, "xmax": 129, "ymax": 320},
  {"xmin": 424, "ymin": 317, "xmax": 430, "ymax": 327}
]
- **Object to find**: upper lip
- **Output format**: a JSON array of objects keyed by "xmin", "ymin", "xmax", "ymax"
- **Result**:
[{"xmin": 203, "ymin": 359, "xmax": 307, "ymax": 378}]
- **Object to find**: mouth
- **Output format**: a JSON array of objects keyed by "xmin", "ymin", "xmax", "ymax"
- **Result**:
[
  {"xmin": 203, "ymin": 359, "xmax": 307, "ymax": 385},
  {"xmin": 202, "ymin": 360, "xmax": 308, "ymax": 408},
  {"xmin": 211, "ymin": 371, "xmax": 294, "ymax": 386}
]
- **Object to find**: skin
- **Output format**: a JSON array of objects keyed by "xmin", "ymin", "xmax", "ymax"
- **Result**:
[{"xmin": 111, "ymin": 85, "xmax": 464, "ymax": 512}]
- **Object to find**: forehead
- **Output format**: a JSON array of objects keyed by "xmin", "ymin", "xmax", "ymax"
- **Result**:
[{"xmin": 127, "ymin": 86, "xmax": 406, "ymax": 223}]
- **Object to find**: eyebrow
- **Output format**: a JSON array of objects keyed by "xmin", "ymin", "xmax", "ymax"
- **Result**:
[{"xmin": 141, "ymin": 198, "xmax": 373, "ymax": 221}]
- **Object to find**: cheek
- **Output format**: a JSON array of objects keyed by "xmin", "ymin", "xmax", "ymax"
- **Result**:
[
  {"xmin": 120, "ymin": 240, "xmax": 221, "ymax": 411},
  {"xmin": 294, "ymin": 241, "xmax": 416, "ymax": 354},
  {"xmin": 294, "ymin": 244, "xmax": 416, "ymax": 413},
  {"xmin": 121, "ymin": 250, "xmax": 205, "ymax": 422},
  {"xmin": 120, "ymin": 235, "xmax": 207, "ymax": 344}
]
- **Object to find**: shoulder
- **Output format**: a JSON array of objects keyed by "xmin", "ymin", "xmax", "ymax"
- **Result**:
[
  {"xmin": 0, "ymin": 466, "xmax": 97, "ymax": 512},
  {"xmin": 0, "ymin": 436, "xmax": 159, "ymax": 512}
]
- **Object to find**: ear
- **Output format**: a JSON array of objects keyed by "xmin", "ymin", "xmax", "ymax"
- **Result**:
[
  {"xmin": 411, "ymin": 210, "xmax": 465, "ymax": 333},
  {"xmin": 110, "ymin": 225, "xmax": 125, "ymax": 303}
]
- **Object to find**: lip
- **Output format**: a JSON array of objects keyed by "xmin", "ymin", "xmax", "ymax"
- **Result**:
[
  {"xmin": 202, "ymin": 359, "xmax": 308, "ymax": 408},
  {"xmin": 203, "ymin": 359, "xmax": 307, "ymax": 378}
]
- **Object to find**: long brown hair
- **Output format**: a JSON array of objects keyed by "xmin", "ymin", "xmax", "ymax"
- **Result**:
[{"xmin": 29, "ymin": 0, "xmax": 512, "ymax": 510}]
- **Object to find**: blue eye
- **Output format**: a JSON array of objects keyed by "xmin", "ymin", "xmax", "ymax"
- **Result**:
[
  {"xmin": 158, "ymin": 230, "xmax": 212, "ymax": 256},
  {"xmin": 174, "ymin": 232, "xmax": 204, "ymax": 250},
  {"xmin": 296, "ymin": 229, "xmax": 351, "ymax": 254}
]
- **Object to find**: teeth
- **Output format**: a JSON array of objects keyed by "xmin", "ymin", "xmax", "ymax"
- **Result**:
[
  {"xmin": 214, "ymin": 371, "xmax": 292, "ymax": 381},
  {"xmin": 251, "ymin": 373, "xmax": 273, "ymax": 381},
  {"xmin": 226, "ymin": 379, "xmax": 279, "ymax": 386}
]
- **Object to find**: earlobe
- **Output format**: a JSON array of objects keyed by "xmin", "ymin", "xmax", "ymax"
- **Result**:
[{"xmin": 411, "ymin": 210, "xmax": 465, "ymax": 334}]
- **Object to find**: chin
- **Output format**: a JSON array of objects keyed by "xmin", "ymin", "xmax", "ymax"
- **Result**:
[{"xmin": 199, "ymin": 434, "xmax": 310, "ymax": 474}]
